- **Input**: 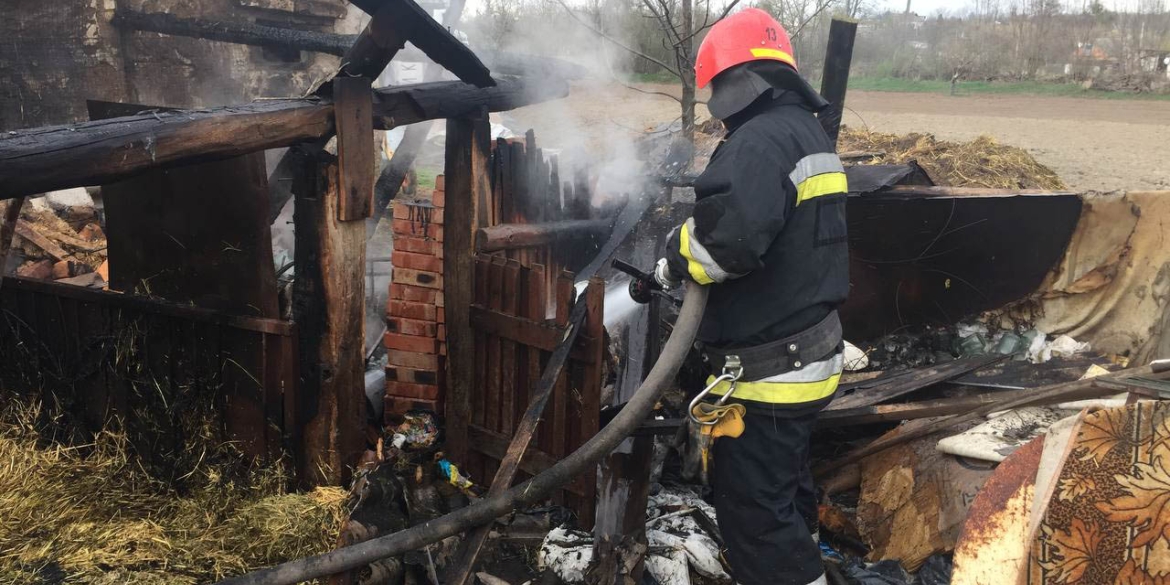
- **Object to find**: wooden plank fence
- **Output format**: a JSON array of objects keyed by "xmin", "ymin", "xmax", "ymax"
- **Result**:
[
  {"xmin": 465, "ymin": 254, "xmax": 604, "ymax": 526},
  {"xmin": 0, "ymin": 277, "xmax": 298, "ymax": 483}
]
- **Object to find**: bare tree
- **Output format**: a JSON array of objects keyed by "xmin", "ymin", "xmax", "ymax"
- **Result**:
[
  {"xmin": 555, "ymin": 0, "xmax": 836, "ymax": 156},
  {"xmin": 838, "ymin": 0, "xmax": 871, "ymax": 19}
]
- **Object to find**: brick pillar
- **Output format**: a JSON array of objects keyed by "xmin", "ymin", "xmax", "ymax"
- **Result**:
[{"xmin": 384, "ymin": 175, "xmax": 447, "ymax": 422}]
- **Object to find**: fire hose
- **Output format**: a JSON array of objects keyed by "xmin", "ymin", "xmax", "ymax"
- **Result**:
[{"xmin": 215, "ymin": 281, "xmax": 708, "ymax": 585}]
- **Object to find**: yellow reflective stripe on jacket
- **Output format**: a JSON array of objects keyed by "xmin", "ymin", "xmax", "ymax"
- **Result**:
[
  {"xmin": 679, "ymin": 220, "xmax": 716, "ymax": 285},
  {"xmin": 795, "ymin": 172, "xmax": 848, "ymax": 205},
  {"xmin": 706, "ymin": 373, "xmax": 841, "ymax": 404}
]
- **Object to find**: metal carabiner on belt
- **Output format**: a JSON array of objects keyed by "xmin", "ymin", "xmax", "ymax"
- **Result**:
[{"xmin": 688, "ymin": 355, "xmax": 744, "ymax": 425}]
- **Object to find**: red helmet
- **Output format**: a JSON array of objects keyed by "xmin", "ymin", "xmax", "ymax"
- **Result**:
[{"xmin": 694, "ymin": 8, "xmax": 796, "ymax": 89}]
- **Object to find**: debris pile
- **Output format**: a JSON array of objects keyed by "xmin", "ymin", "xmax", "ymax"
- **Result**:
[
  {"xmin": 0, "ymin": 399, "xmax": 347, "ymax": 584},
  {"xmin": 837, "ymin": 128, "xmax": 1066, "ymax": 190},
  {"xmin": 4, "ymin": 189, "xmax": 108, "ymax": 287},
  {"xmin": 539, "ymin": 487, "xmax": 729, "ymax": 584}
]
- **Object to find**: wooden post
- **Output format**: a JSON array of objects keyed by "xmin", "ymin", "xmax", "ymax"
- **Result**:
[
  {"xmin": 0, "ymin": 197, "xmax": 25, "ymax": 289},
  {"xmin": 443, "ymin": 111, "xmax": 492, "ymax": 465},
  {"xmin": 334, "ymin": 76, "xmax": 376, "ymax": 221},
  {"xmin": 291, "ymin": 147, "xmax": 368, "ymax": 486},
  {"xmin": 591, "ymin": 436, "xmax": 655, "ymax": 585},
  {"xmin": 818, "ymin": 18, "xmax": 858, "ymax": 146}
]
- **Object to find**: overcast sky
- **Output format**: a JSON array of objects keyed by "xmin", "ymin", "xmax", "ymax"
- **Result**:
[
  {"xmin": 458, "ymin": 0, "xmax": 1151, "ymax": 18},
  {"xmin": 880, "ymin": 0, "xmax": 1146, "ymax": 15}
]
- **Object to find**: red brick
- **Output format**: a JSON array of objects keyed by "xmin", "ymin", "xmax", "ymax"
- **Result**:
[
  {"xmin": 437, "ymin": 307, "xmax": 446, "ymax": 324},
  {"xmin": 387, "ymin": 300, "xmax": 436, "ymax": 321},
  {"xmin": 392, "ymin": 250, "xmax": 443, "ymax": 273},
  {"xmin": 393, "ymin": 203, "xmax": 444, "ymax": 224},
  {"xmin": 386, "ymin": 349, "xmax": 439, "ymax": 370},
  {"xmin": 390, "ymin": 283, "xmax": 439, "ymax": 304},
  {"xmin": 432, "ymin": 189, "xmax": 444, "ymax": 208},
  {"xmin": 393, "ymin": 267, "xmax": 442, "ymax": 290},
  {"xmin": 392, "ymin": 219, "xmax": 443, "ymax": 241},
  {"xmin": 384, "ymin": 396, "xmax": 441, "ymax": 423},
  {"xmin": 394, "ymin": 235, "xmax": 443, "ymax": 259},
  {"xmin": 439, "ymin": 341, "xmax": 447, "ymax": 357},
  {"xmin": 384, "ymin": 332, "xmax": 438, "ymax": 354},
  {"xmin": 17, "ymin": 259, "xmax": 53, "ymax": 280},
  {"xmin": 387, "ymin": 316, "xmax": 437, "ymax": 337},
  {"xmin": 437, "ymin": 324, "xmax": 447, "ymax": 341},
  {"xmin": 386, "ymin": 366, "xmax": 441, "ymax": 385},
  {"xmin": 434, "ymin": 174, "xmax": 445, "ymax": 193},
  {"xmin": 386, "ymin": 380, "xmax": 442, "ymax": 400}
]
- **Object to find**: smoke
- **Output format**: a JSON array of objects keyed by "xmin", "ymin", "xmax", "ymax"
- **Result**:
[{"xmin": 464, "ymin": 2, "xmax": 658, "ymax": 209}]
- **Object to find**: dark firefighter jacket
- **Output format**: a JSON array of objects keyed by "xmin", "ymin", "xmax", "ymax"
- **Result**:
[{"xmin": 666, "ymin": 91, "xmax": 850, "ymax": 387}]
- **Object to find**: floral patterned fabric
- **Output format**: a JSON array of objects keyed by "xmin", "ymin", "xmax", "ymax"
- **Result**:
[{"xmin": 1029, "ymin": 401, "xmax": 1170, "ymax": 584}]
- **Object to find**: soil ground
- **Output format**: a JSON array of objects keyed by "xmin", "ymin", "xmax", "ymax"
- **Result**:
[{"xmin": 504, "ymin": 81, "xmax": 1170, "ymax": 192}]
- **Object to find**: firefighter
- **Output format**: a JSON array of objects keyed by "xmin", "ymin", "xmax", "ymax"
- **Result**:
[{"xmin": 656, "ymin": 8, "xmax": 848, "ymax": 585}]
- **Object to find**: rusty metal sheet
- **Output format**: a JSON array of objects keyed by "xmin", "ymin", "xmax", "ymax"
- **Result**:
[{"xmin": 952, "ymin": 434, "xmax": 1045, "ymax": 585}]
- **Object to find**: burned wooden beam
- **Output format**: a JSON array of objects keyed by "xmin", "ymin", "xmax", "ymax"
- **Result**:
[
  {"xmin": 111, "ymin": 9, "xmax": 352, "ymax": 56},
  {"xmin": 0, "ymin": 78, "xmax": 568, "ymax": 200},
  {"xmin": 812, "ymin": 362, "xmax": 1170, "ymax": 477},
  {"xmin": 828, "ymin": 355, "xmax": 1006, "ymax": 411},
  {"xmin": 0, "ymin": 99, "xmax": 330, "ymax": 200},
  {"xmin": 113, "ymin": 8, "xmax": 586, "ymax": 80},
  {"xmin": 334, "ymin": 77, "xmax": 377, "ymax": 221},
  {"xmin": 818, "ymin": 18, "xmax": 857, "ymax": 146},
  {"xmin": 818, "ymin": 384, "xmax": 1116, "ymax": 428},
  {"xmin": 340, "ymin": 0, "xmax": 492, "ymax": 87},
  {"xmin": 291, "ymin": 147, "xmax": 368, "ymax": 486},
  {"xmin": 475, "ymin": 218, "xmax": 612, "ymax": 252}
]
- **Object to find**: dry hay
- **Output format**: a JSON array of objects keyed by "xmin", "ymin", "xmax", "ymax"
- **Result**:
[
  {"xmin": 0, "ymin": 400, "xmax": 348, "ymax": 584},
  {"xmin": 837, "ymin": 127, "xmax": 1066, "ymax": 190}
]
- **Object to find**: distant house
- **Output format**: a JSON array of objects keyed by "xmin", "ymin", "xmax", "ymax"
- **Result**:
[{"xmin": 1074, "ymin": 37, "xmax": 1118, "ymax": 61}]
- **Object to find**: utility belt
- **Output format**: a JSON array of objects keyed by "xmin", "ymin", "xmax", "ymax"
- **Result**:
[
  {"xmin": 699, "ymin": 310, "xmax": 843, "ymax": 382},
  {"xmin": 682, "ymin": 312, "xmax": 843, "ymax": 485}
]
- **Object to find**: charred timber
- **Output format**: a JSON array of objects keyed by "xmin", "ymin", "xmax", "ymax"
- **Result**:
[
  {"xmin": 0, "ymin": 78, "xmax": 568, "ymax": 199},
  {"xmin": 111, "ymin": 10, "xmax": 352, "ymax": 55},
  {"xmin": 475, "ymin": 219, "xmax": 613, "ymax": 252},
  {"xmin": 112, "ymin": 9, "xmax": 587, "ymax": 80},
  {"xmin": 340, "ymin": 0, "xmax": 491, "ymax": 86}
]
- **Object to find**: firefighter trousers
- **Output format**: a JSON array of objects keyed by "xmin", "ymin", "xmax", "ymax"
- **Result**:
[{"xmin": 711, "ymin": 402, "xmax": 825, "ymax": 585}]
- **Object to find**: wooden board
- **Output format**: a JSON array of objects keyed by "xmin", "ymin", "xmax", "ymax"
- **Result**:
[
  {"xmin": 829, "ymin": 355, "xmax": 1005, "ymax": 411},
  {"xmin": 857, "ymin": 419, "xmax": 997, "ymax": 572},
  {"xmin": 88, "ymin": 100, "xmax": 279, "ymax": 319},
  {"xmin": 442, "ymin": 114, "xmax": 491, "ymax": 466},
  {"xmin": 334, "ymin": 76, "xmax": 375, "ymax": 221}
]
